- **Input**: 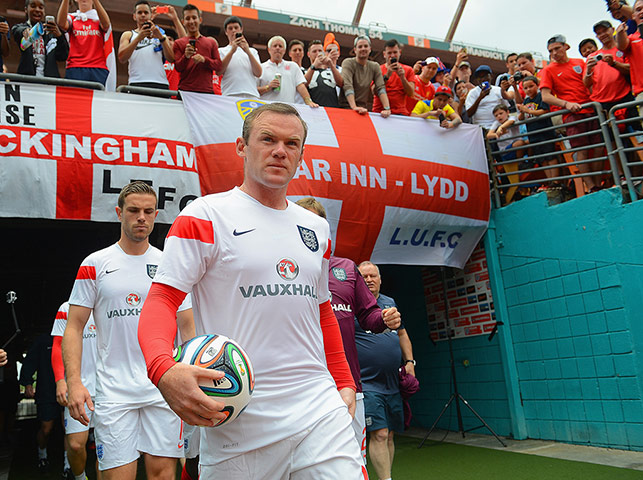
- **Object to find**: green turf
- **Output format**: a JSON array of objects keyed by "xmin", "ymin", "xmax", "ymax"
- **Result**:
[{"xmin": 366, "ymin": 435, "xmax": 643, "ymax": 480}]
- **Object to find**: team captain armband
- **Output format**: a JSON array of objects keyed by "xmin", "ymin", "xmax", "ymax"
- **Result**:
[
  {"xmin": 138, "ymin": 283, "xmax": 187, "ymax": 385},
  {"xmin": 319, "ymin": 300, "xmax": 356, "ymax": 391}
]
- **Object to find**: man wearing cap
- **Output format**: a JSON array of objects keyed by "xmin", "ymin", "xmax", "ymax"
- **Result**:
[
  {"xmin": 455, "ymin": 60, "xmax": 475, "ymax": 90},
  {"xmin": 616, "ymin": 0, "xmax": 643, "ymax": 113},
  {"xmin": 464, "ymin": 65, "xmax": 511, "ymax": 128},
  {"xmin": 372, "ymin": 39, "xmax": 415, "ymax": 116},
  {"xmin": 411, "ymin": 86, "xmax": 462, "ymax": 129},
  {"xmin": 540, "ymin": 34, "xmax": 602, "ymax": 192},
  {"xmin": 339, "ymin": 35, "xmax": 391, "ymax": 117},
  {"xmin": 406, "ymin": 57, "xmax": 437, "ymax": 114}
]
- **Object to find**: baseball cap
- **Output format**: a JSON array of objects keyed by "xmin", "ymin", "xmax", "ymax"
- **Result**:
[
  {"xmin": 422, "ymin": 56, "xmax": 439, "ymax": 66},
  {"xmin": 593, "ymin": 20, "xmax": 613, "ymax": 32},
  {"xmin": 547, "ymin": 34, "xmax": 570, "ymax": 48},
  {"xmin": 474, "ymin": 65, "xmax": 492, "ymax": 76},
  {"xmin": 434, "ymin": 85, "xmax": 452, "ymax": 98},
  {"xmin": 458, "ymin": 61, "xmax": 471, "ymax": 69}
]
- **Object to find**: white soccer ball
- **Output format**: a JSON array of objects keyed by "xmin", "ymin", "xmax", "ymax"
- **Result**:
[{"xmin": 173, "ymin": 334, "xmax": 254, "ymax": 427}]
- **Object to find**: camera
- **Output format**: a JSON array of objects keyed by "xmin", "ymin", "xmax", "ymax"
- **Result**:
[
  {"xmin": 595, "ymin": 54, "xmax": 603, "ymax": 61},
  {"xmin": 513, "ymin": 71, "xmax": 525, "ymax": 82}
]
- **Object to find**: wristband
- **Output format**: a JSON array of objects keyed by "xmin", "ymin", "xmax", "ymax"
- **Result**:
[
  {"xmin": 405, "ymin": 359, "xmax": 416, "ymax": 366},
  {"xmin": 383, "ymin": 106, "xmax": 391, "ymax": 111},
  {"xmin": 160, "ymin": 36, "xmax": 167, "ymax": 43}
]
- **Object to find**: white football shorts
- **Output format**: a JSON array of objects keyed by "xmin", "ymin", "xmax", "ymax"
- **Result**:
[
  {"xmin": 64, "ymin": 401, "xmax": 94, "ymax": 435},
  {"xmin": 351, "ymin": 393, "xmax": 366, "ymax": 465},
  {"xmin": 200, "ymin": 406, "xmax": 366, "ymax": 479},
  {"xmin": 94, "ymin": 399, "xmax": 184, "ymax": 471},
  {"xmin": 184, "ymin": 423, "xmax": 201, "ymax": 459}
]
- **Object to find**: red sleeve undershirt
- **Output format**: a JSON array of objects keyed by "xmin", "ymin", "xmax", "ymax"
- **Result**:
[
  {"xmin": 51, "ymin": 336, "xmax": 65, "ymax": 382},
  {"xmin": 138, "ymin": 282, "xmax": 185, "ymax": 386},
  {"xmin": 319, "ymin": 300, "xmax": 356, "ymax": 392}
]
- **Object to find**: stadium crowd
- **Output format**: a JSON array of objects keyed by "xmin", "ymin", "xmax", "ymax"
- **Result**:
[{"xmin": 4, "ymin": 0, "xmax": 643, "ymax": 198}]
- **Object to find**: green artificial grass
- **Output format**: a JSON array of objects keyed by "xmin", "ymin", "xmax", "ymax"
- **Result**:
[{"xmin": 366, "ymin": 435, "xmax": 643, "ymax": 480}]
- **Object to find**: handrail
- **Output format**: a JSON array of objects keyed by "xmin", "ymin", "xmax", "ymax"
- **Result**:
[
  {"xmin": 0, "ymin": 73, "xmax": 105, "ymax": 90},
  {"xmin": 116, "ymin": 85, "xmax": 180, "ymax": 99}
]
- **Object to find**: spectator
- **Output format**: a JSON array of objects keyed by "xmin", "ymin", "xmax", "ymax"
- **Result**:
[
  {"xmin": 258, "ymin": 35, "xmax": 317, "ymax": 106},
  {"xmin": 0, "ymin": 349, "xmax": 6, "ymax": 367},
  {"xmin": 372, "ymin": 39, "xmax": 415, "ymax": 116},
  {"xmin": 406, "ymin": 56, "xmax": 437, "ymax": 114},
  {"xmin": 174, "ymin": 4, "xmax": 222, "ymax": 94},
  {"xmin": 163, "ymin": 28, "xmax": 180, "ymax": 90},
  {"xmin": 453, "ymin": 80, "xmax": 472, "ymax": 123},
  {"xmin": 118, "ymin": 2, "xmax": 180, "ymax": 89},
  {"xmin": 495, "ymin": 52, "xmax": 518, "ymax": 85},
  {"xmin": 607, "ymin": 0, "xmax": 638, "ymax": 34},
  {"xmin": 616, "ymin": 1, "xmax": 643, "ymax": 108},
  {"xmin": 0, "ymin": 16, "xmax": 10, "ymax": 73},
  {"xmin": 455, "ymin": 60, "xmax": 475, "ymax": 90},
  {"xmin": 516, "ymin": 75, "xmax": 561, "ymax": 182},
  {"xmin": 57, "ymin": 0, "xmax": 111, "ymax": 85},
  {"xmin": 339, "ymin": 35, "xmax": 390, "ymax": 117},
  {"xmin": 579, "ymin": 38, "xmax": 598, "ymax": 58},
  {"xmin": 411, "ymin": 85, "xmax": 462, "ymax": 129},
  {"xmin": 295, "ymin": 197, "xmax": 401, "ymax": 466},
  {"xmin": 218, "ymin": 16, "xmax": 262, "ymax": 98},
  {"xmin": 356, "ymin": 261, "xmax": 415, "ymax": 480},
  {"xmin": 541, "ymin": 34, "xmax": 603, "ymax": 192},
  {"xmin": 515, "ymin": 52, "xmax": 539, "ymax": 78},
  {"xmin": 12, "ymin": 1, "xmax": 68, "ymax": 78},
  {"xmin": 288, "ymin": 38, "xmax": 305, "ymax": 70},
  {"xmin": 19, "ymin": 333, "xmax": 60, "ymax": 474},
  {"xmin": 465, "ymin": 65, "xmax": 511, "ymax": 128},
  {"xmin": 431, "ymin": 61, "xmax": 448, "ymax": 89},
  {"xmin": 305, "ymin": 39, "xmax": 343, "ymax": 107},
  {"xmin": 487, "ymin": 104, "xmax": 527, "ymax": 164}
]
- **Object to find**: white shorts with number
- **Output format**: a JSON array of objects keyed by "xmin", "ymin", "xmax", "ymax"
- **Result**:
[
  {"xmin": 351, "ymin": 393, "xmax": 366, "ymax": 465},
  {"xmin": 200, "ymin": 406, "xmax": 366, "ymax": 480},
  {"xmin": 64, "ymin": 401, "xmax": 94, "ymax": 435},
  {"xmin": 184, "ymin": 423, "xmax": 201, "ymax": 459},
  {"xmin": 94, "ymin": 399, "xmax": 184, "ymax": 471}
]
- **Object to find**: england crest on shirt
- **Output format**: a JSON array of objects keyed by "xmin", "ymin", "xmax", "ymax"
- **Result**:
[
  {"xmin": 573, "ymin": 65, "xmax": 582, "ymax": 74},
  {"xmin": 297, "ymin": 226, "xmax": 319, "ymax": 252},
  {"xmin": 147, "ymin": 264, "xmax": 158, "ymax": 279},
  {"xmin": 332, "ymin": 267, "xmax": 347, "ymax": 281}
]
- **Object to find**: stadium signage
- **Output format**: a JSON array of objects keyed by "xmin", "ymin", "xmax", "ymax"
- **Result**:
[
  {"xmin": 449, "ymin": 43, "xmax": 505, "ymax": 60},
  {"xmin": 289, "ymin": 15, "xmax": 384, "ymax": 40}
]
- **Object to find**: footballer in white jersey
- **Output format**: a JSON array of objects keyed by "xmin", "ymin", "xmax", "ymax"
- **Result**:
[
  {"xmin": 51, "ymin": 302, "xmax": 97, "ymax": 478},
  {"xmin": 64, "ymin": 182, "xmax": 192, "ymax": 477},
  {"xmin": 139, "ymin": 104, "xmax": 365, "ymax": 479}
]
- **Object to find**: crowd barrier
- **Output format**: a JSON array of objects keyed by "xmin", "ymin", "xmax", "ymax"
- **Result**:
[
  {"xmin": 3, "ymin": 74, "xmax": 641, "ymax": 207},
  {"xmin": 487, "ymin": 99, "xmax": 643, "ymax": 207}
]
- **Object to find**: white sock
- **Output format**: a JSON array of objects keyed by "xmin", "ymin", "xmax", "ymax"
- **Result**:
[
  {"xmin": 74, "ymin": 472, "xmax": 86, "ymax": 480},
  {"xmin": 37, "ymin": 447, "xmax": 47, "ymax": 460},
  {"xmin": 64, "ymin": 451, "xmax": 70, "ymax": 469}
]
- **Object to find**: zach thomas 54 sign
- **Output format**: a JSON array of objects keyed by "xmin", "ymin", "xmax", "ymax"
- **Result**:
[{"xmin": 181, "ymin": 94, "xmax": 490, "ymax": 268}]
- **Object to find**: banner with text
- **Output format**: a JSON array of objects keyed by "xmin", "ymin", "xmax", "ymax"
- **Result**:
[
  {"xmin": 182, "ymin": 93, "xmax": 490, "ymax": 267},
  {"xmin": 0, "ymin": 82, "xmax": 200, "ymax": 225}
]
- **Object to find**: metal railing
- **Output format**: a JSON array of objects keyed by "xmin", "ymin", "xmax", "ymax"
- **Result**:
[
  {"xmin": 607, "ymin": 100, "xmax": 643, "ymax": 202},
  {"xmin": 0, "ymin": 72, "xmax": 105, "ymax": 90},
  {"xmin": 487, "ymin": 100, "xmax": 643, "ymax": 207},
  {"xmin": 116, "ymin": 85, "xmax": 180, "ymax": 99}
]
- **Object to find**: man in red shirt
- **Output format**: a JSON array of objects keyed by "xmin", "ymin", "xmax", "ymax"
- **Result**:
[
  {"xmin": 406, "ymin": 57, "xmax": 437, "ymax": 115},
  {"xmin": 616, "ymin": 0, "xmax": 643, "ymax": 105},
  {"xmin": 372, "ymin": 39, "xmax": 415, "ymax": 116},
  {"xmin": 541, "ymin": 34, "xmax": 603, "ymax": 192},
  {"xmin": 173, "ymin": 4, "xmax": 222, "ymax": 94}
]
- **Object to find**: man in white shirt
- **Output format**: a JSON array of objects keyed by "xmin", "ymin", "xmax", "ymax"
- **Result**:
[
  {"xmin": 217, "ymin": 15, "xmax": 262, "ymax": 98},
  {"xmin": 64, "ymin": 181, "xmax": 192, "ymax": 479},
  {"xmin": 258, "ymin": 35, "xmax": 318, "ymax": 107},
  {"xmin": 465, "ymin": 65, "xmax": 511, "ymax": 128}
]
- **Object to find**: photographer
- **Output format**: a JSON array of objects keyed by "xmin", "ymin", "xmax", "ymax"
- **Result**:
[
  {"xmin": 372, "ymin": 39, "xmax": 415, "ymax": 115},
  {"xmin": 305, "ymin": 39, "xmax": 343, "ymax": 107},
  {"xmin": 119, "ymin": 2, "xmax": 184, "ymax": 89},
  {"xmin": 12, "ymin": 0, "xmax": 68, "ymax": 78},
  {"xmin": 465, "ymin": 65, "xmax": 511, "ymax": 128},
  {"xmin": 217, "ymin": 16, "xmax": 262, "ymax": 98}
]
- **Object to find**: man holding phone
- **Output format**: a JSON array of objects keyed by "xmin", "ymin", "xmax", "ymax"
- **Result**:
[
  {"xmin": 118, "ymin": 2, "xmax": 184, "ymax": 89},
  {"xmin": 305, "ymin": 39, "xmax": 343, "ymax": 107},
  {"xmin": 372, "ymin": 39, "xmax": 415, "ymax": 116},
  {"xmin": 465, "ymin": 65, "xmax": 511, "ymax": 128},
  {"xmin": 217, "ymin": 15, "xmax": 262, "ymax": 98},
  {"xmin": 12, "ymin": 0, "xmax": 68, "ymax": 78},
  {"xmin": 173, "ymin": 3, "xmax": 222, "ymax": 94}
]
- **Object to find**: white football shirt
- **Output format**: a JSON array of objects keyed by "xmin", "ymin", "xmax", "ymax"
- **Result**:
[
  {"xmin": 51, "ymin": 301, "xmax": 97, "ymax": 397},
  {"xmin": 154, "ymin": 187, "xmax": 345, "ymax": 464},
  {"xmin": 69, "ymin": 243, "xmax": 191, "ymax": 404}
]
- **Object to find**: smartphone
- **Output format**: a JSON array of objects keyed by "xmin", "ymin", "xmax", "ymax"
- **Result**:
[
  {"xmin": 156, "ymin": 5, "xmax": 169, "ymax": 14},
  {"xmin": 189, "ymin": 39, "xmax": 197, "ymax": 47},
  {"xmin": 143, "ymin": 21, "xmax": 152, "ymax": 29},
  {"xmin": 0, "ymin": 16, "xmax": 6, "ymax": 23},
  {"xmin": 45, "ymin": 15, "xmax": 55, "ymax": 24},
  {"xmin": 235, "ymin": 32, "xmax": 243, "ymax": 38},
  {"xmin": 438, "ymin": 113, "xmax": 446, "ymax": 123}
]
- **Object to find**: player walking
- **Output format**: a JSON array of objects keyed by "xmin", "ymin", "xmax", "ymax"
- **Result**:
[
  {"xmin": 138, "ymin": 103, "xmax": 366, "ymax": 478},
  {"xmin": 63, "ymin": 181, "xmax": 192, "ymax": 479}
]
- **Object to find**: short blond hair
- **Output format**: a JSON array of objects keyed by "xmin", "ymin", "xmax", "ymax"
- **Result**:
[{"xmin": 295, "ymin": 197, "xmax": 326, "ymax": 218}]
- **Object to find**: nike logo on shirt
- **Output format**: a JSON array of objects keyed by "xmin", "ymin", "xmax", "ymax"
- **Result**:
[
  {"xmin": 105, "ymin": 269, "xmax": 119, "ymax": 274},
  {"xmin": 233, "ymin": 228, "xmax": 256, "ymax": 236}
]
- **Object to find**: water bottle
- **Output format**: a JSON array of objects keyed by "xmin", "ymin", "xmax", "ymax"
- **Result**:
[{"xmin": 20, "ymin": 22, "xmax": 44, "ymax": 51}]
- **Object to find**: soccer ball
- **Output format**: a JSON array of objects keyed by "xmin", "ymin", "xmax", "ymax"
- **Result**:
[{"xmin": 173, "ymin": 334, "xmax": 254, "ymax": 427}]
